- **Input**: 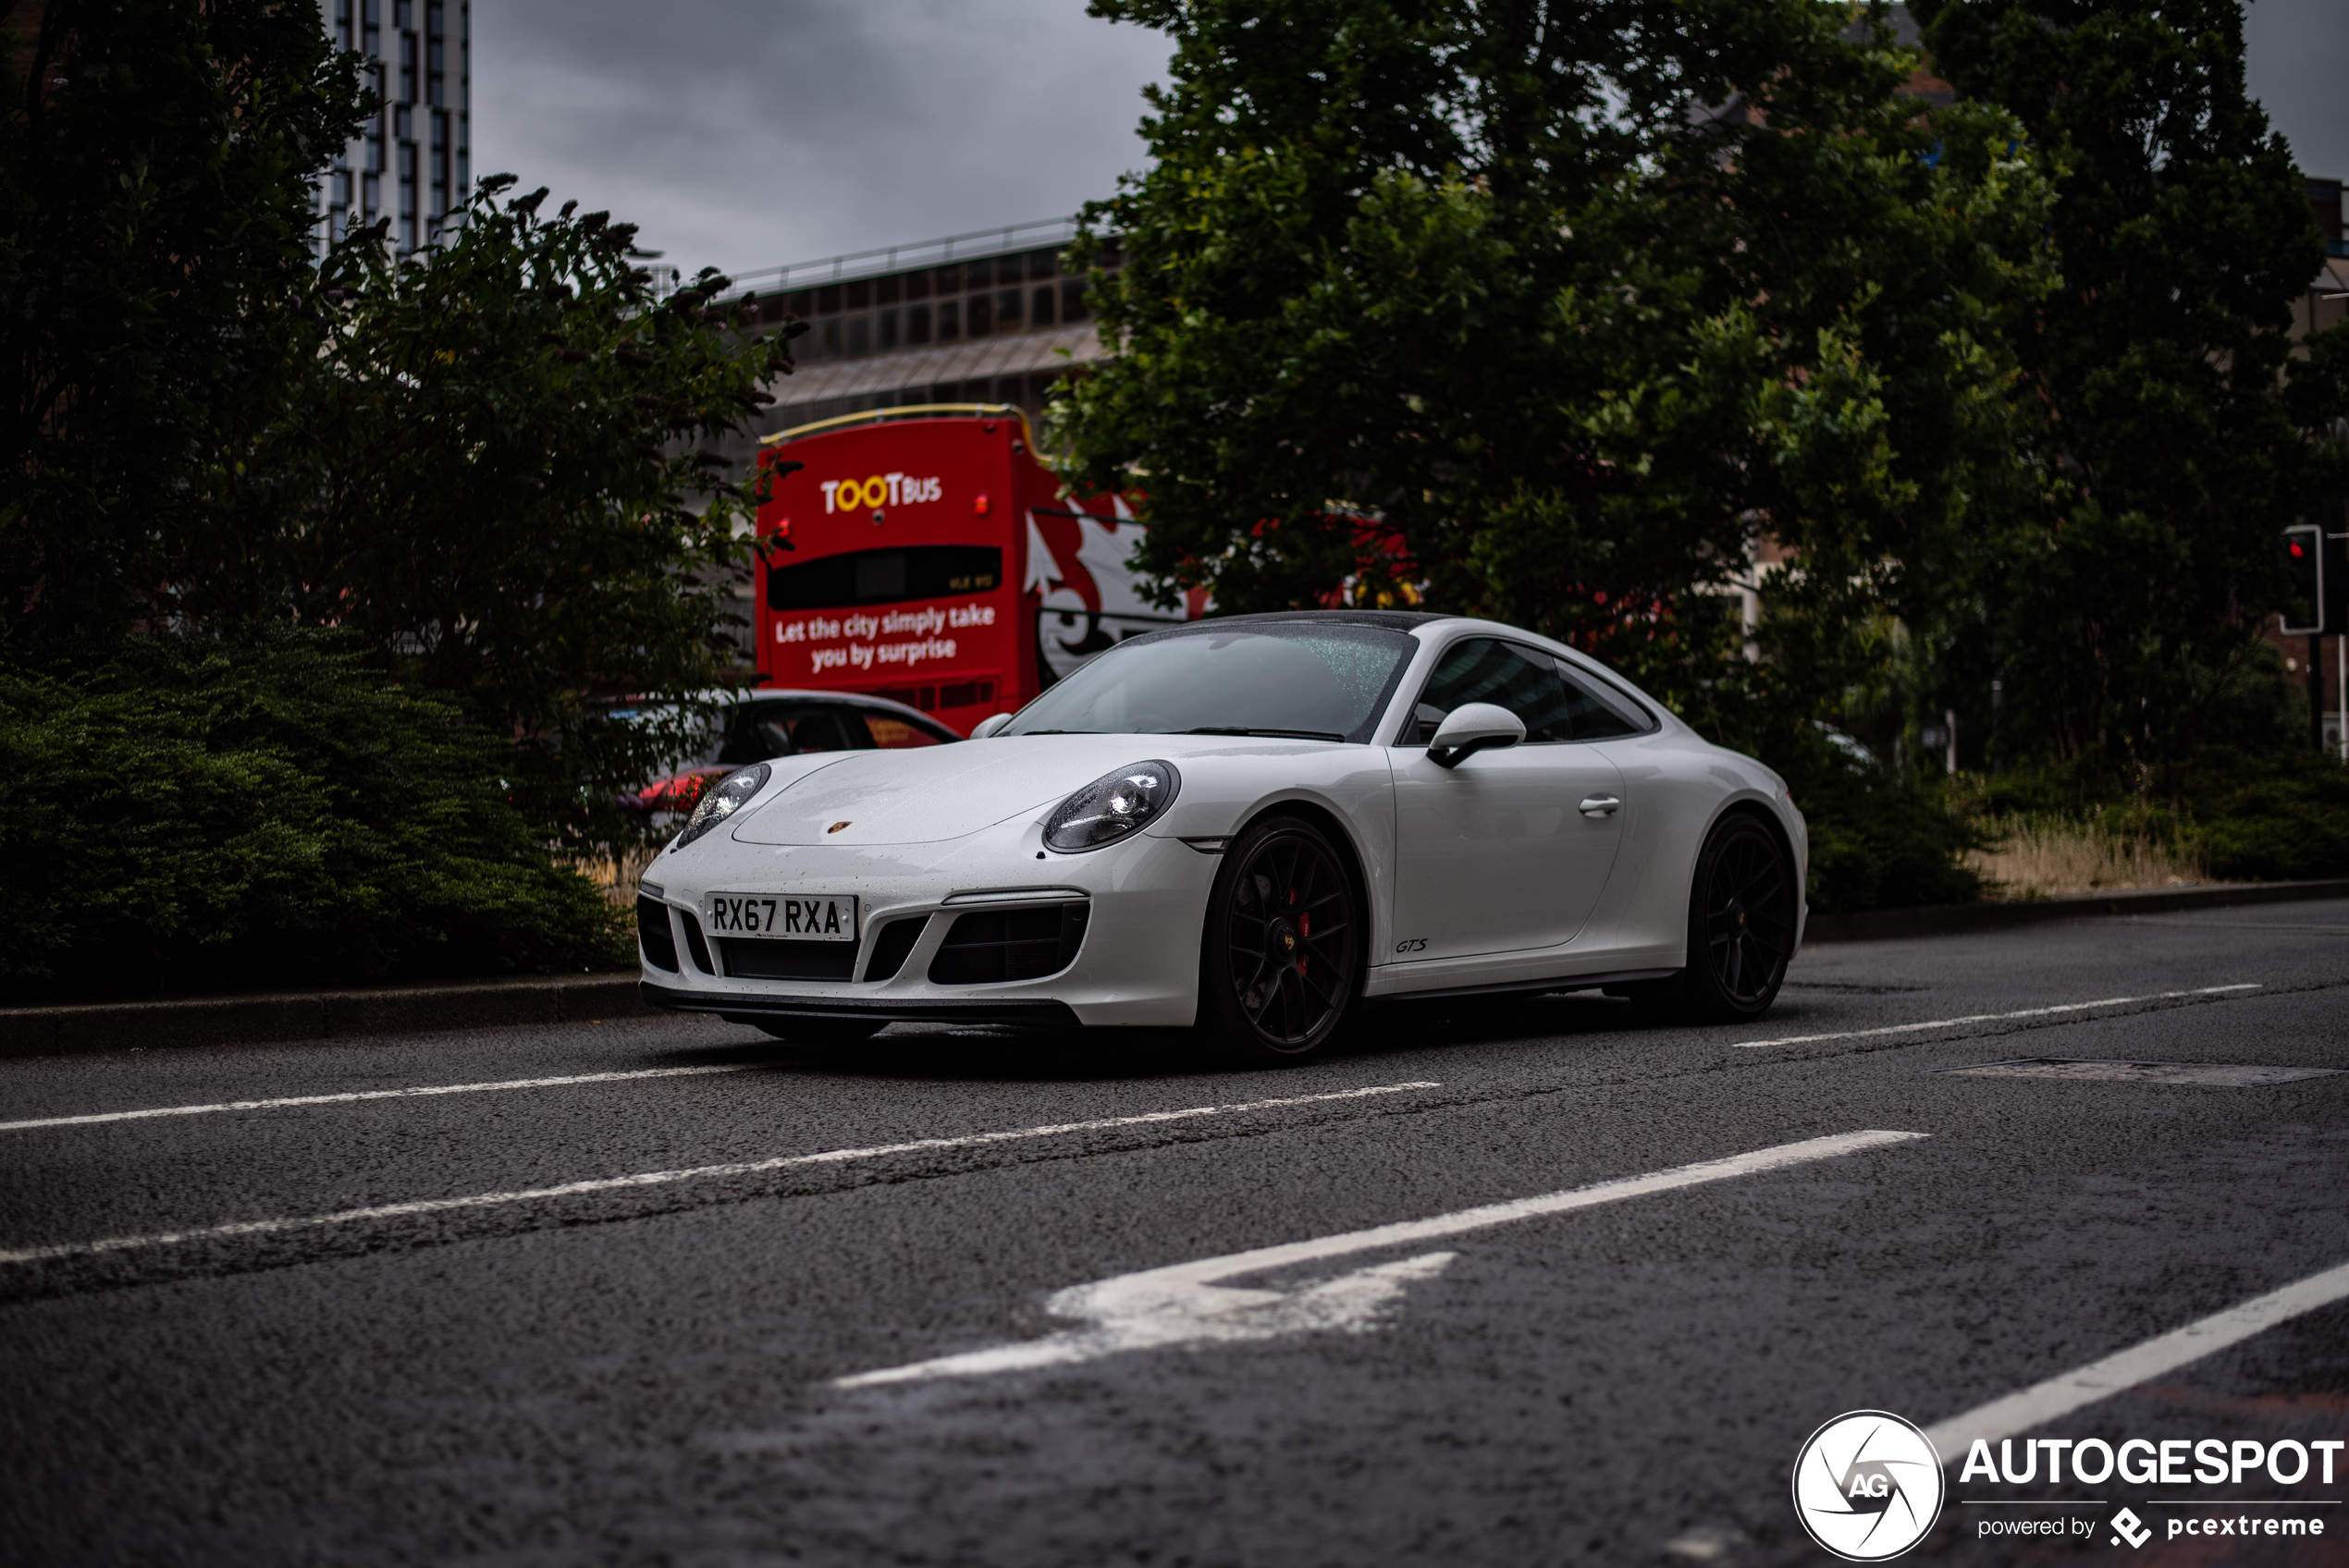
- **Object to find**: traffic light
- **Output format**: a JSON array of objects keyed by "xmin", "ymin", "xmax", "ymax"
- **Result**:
[{"xmin": 2282, "ymin": 522, "xmax": 2325, "ymax": 633}]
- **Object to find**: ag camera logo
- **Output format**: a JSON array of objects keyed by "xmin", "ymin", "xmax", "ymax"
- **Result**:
[{"xmin": 1792, "ymin": 1411, "xmax": 1947, "ymax": 1561}]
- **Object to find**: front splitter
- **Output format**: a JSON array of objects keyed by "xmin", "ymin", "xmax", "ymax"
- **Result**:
[{"xmin": 640, "ymin": 981, "xmax": 1080, "ymax": 1028}]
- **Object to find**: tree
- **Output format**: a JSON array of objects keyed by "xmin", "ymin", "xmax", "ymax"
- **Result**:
[
  {"xmin": 172, "ymin": 179, "xmax": 804, "ymax": 847},
  {"xmin": 1913, "ymin": 0, "xmax": 2349, "ymax": 764},
  {"xmin": 0, "ymin": 0, "xmax": 364, "ymax": 651},
  {"xmin": 1054, "ymin": 0, "xmax": 2055, "ymax": 760}
]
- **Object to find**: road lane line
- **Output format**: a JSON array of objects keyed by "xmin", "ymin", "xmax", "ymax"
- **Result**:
[
  {"xmin": 0, "ymin": 1064, "xmax": 762, "ymax": 1134},
  {"xmin": 837, "ymin": 1128, "xmax": 1930, "ymax": 1387},
  {"xmin": 0, "ymin": 1081, "xmax": 1442, "ymax": 1267},
  {"xmin": 1732, "ymin": 985, "xmax": 2260, "ymax": 1049},
  {"xmin": 1924, "ymin": 1256, "xmax": 2349, "ymax": 1460}
]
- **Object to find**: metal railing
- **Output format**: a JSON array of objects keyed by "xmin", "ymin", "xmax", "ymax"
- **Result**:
[{"xmin": 716, "ymin": 216, "xmax": 1088, "ymax": 299}]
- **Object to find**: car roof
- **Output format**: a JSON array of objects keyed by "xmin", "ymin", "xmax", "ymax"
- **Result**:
[
  {"xmin": 1166, "ymin": 608, "xmax": 1456, "ymax": 632},
  {"xmin": 737, "ymin": 688, "xmax": 950, "ymax": 726}
]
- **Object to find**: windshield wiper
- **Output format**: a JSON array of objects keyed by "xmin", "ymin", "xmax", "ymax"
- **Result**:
[{"xmin": 1184, "ymin": 727, "xmax": 1346, "ymax": 742}]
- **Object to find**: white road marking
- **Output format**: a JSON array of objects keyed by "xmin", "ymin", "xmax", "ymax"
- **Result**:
[
  {"xmin": 2128, "ymin": 917, "xmax": 2349, "ymax": 934},
  {"xmin": 0, "ymin": 1082, "xmax": 1441, "ymax": 1267},
  {"xmin": 1733, "ymin": 984, "xmax": 2260, "ymax": 1049},
  {"xmin": 1924, "ymin": 1256, "xmax": 2349, "ymax": 1460},
  {"xmin": 836, "ymin": 1128, "xmax": 1929, "ymax": 1388},
  {"xmin": 0, "ymin": 1064, "xmax": 761, "ymax": 1134}
]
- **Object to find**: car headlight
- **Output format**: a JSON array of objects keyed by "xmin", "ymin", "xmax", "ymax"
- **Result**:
[
  {"xmin": 1043, "ymin": 760, "xmax": 1180, "ymax": 853},
  {"xmin": 670, "ymin": 763, "xmax": 769, "ymax": 851}
]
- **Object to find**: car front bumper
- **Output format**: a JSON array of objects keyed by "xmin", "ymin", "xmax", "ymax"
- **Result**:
[{"xmin": 635, "ymin": 815, "xmax": 1218, "ymax": 1029}]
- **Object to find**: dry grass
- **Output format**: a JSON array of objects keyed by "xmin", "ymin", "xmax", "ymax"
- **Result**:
[
  {"xmin": 1964, "ymin": 815, "xmax": 2209, "ymax": 901},
  {"xmin": 560, "ymin": 842, "xmax": 661, "ymax": 907}
]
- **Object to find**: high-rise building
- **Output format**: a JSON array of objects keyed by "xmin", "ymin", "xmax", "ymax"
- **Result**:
[{"xmin": 316, "ymin": 0, "xmax": 471, "ymax": 256}]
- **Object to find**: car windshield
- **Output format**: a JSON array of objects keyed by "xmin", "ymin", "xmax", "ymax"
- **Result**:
[{"xmin": 1000, "ymin": 621, "xmax": 1416, "ymax": 742}]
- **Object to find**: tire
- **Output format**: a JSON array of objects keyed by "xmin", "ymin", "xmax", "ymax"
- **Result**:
[
  {"xmin": 1636, "ymin": 812, "xmax": 1795, "ymax": 1023},
  {"xmin": 748, "ymin": 1017, "xmax": 888, "ymax": 1044},
  {"xmin": 1197, "ymin": 815, "xmax": 1363, "ymax": 1061}
]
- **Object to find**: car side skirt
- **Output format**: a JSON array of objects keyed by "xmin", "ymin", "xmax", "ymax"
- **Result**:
[{"xmin": 1375, "ymin": 966, "xmax": 1681, "ymax": 1005}]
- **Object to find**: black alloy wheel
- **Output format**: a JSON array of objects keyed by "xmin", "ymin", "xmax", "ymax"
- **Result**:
[
  {"xmin": 1199, "ymin": 816, "xmax": 1362, "ymax": 1060},
  {"xmin": 1638, "ymin": 813, "xmax": 1794, "ymax": 1023}
]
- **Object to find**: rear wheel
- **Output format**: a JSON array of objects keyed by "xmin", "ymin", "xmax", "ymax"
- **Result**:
[
  {"xmin": 746, "ymin": 1017, "xmax": 887, "ymax": 1044},
  {"xmin": 1197, "ymin": 816, "xmax": 1362, "ymax": 1061},
  {"xmin": 1637, "ymin": 813, "xmax": 1794, "ymax": 1023}
]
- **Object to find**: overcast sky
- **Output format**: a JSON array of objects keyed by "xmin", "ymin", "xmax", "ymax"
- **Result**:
[{"xmin": 473, "ymin": 0, "xmax": 2349, "ymax": 282}]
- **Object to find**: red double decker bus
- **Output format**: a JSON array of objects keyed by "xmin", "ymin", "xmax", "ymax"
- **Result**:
[{"xmin": 752, "ymin": 405, "xmax": 1206, "ymax": 734}]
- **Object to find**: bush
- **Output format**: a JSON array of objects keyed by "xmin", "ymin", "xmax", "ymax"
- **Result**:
[
  {"xmin": 1945, "ymin": 745, "xmax": 2349, "ymax": 889},
  {"xmin": 1796, "ymin": 765, "xmax": 1987, "ymax": 914},
  {"xmin": 0, "ymin": 634, "xmax": 630, "ymax": 1003},
  {"xmin": 2176, "ymin": 749, "xmax": 2349, "ymax": 882}
]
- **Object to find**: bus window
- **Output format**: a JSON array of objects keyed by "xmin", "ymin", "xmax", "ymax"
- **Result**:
[{"xmin": 769, "ymin": 545, "xmax": 1002, "ymax": 610}]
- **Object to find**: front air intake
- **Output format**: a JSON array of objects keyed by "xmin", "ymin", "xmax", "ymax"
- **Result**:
[
  {"xmin": 681, "ymin": 912, "xmax": 716, "ymax": 974},
  {"xmin": 636, "ymin": 897, "xmax": 679, "ymax": 972},
  {"xmin": 928, "ymin": 902, "xmax": 1089, "ymax": 986},
  {"xmin": 862, "ymin": 916, "xmax": 929, "ymax": 982},
  {"xmin": 718, "ymin": 938, "xmax": 857, "ymax": 982}
]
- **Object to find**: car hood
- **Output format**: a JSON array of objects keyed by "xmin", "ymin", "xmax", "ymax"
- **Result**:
[{"xmin": 727, "ymin": 733, "xmax": 1342, "ymax": 847}]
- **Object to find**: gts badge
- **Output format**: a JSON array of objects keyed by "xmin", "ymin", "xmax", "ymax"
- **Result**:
[{"xmin": 1394, "ymin": 938, "xmax": 1428, "ymax": 953}]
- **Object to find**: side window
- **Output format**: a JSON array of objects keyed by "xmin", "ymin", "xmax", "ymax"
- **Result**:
[
  {"xmin": 1554, "ymin": 660, "xmax": 1654, "ymax": 739},
  {"xmin": 861, "ymin": 714, "xmax": 949, "ymax": 749},
  {"xmin": 714, "ymin": 704, "xmax": 763, "ymax": 766},
  {"xmin": 1408, "ymin": 640, "xmax": 1576, "ymax": 743},
  {"xmin": 728, "ymin": 704, "xmax": 879, "ymax": 760}
]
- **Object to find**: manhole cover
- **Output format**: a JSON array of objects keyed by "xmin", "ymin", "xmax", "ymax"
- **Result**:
[{"xmin": 1942, "ymin": 1059, "xmax": 2343, "ymax": 1087}]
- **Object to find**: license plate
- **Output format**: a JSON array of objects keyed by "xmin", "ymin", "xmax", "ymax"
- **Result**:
[{"xmin": 703, "ymin": 892, "xmax": 857, "ymax": 942}]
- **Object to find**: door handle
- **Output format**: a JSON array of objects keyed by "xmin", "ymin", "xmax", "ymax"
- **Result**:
[{"xmin": 1578, "ymin": 795, "xmax": 1621, "ymax": 816}]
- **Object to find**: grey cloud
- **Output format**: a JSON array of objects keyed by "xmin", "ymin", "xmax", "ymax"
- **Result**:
[
  {"xmin": 2244, "ymin": 0, "xmax": 2349, "ymax": 180},
  {"xmin": 473, "ymin": 0, "xmax": 1171, "ymax": 276}
]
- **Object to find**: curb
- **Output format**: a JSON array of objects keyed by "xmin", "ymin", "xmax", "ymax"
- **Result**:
[
  {"xmin": 6, "ymin": 879, "xmax": 2343, "ymax": 1060},
  {"xmin": 0, "ymin": 974, "xmax": 655, "ymax": 1061},
  {"xmin": 1802, "ymin": 877, "xmax": 2349, "ymax": 945}
]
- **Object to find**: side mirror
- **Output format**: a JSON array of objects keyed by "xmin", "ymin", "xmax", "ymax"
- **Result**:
[
  {"xmin": 968, "ymin": 713, "xmax": 1013, "ymax": 740},
  {"xmin": 1426, "ymin": 702, "xmax": 1526, "ymax": 768}
]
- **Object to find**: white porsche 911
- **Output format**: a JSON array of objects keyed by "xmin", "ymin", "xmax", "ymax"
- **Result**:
[{"xmin": 637, "ymin": 611, "xmax": 1805, "ymax": 1060}]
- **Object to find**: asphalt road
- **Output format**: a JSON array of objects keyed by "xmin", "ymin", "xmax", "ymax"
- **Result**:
[{"xmin": 4, "ymin": 903, "xmax": 2346, "ymax": 1568}]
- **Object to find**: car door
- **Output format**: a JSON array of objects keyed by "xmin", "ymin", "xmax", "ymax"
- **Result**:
[{"xmin": 1386, "ymin": 638, "xmax": 1628, "ymax": 962}]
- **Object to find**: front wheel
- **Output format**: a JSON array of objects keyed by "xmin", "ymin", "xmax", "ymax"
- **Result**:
[
  {"xmin": 1637, "ymin": 813, "xmax": 1795, "ymax": 1023},
  {"xmin": 1197, "ymin": 816, "xmax": 1362, "ymax": 1061}
]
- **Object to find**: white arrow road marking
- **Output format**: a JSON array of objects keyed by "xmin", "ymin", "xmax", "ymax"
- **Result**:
[
  {"xmin": 1923, "ymin": 1256, "xmax": 2349, "ymax": 1460},
  {"xmin": 1732, "ymin": 984, "xmax": 2258, "ymax": 1049},
  {"xmin": 836, "ymin": 1127, "xmax": 1929, "ymax": 1388},
  {"xmin": 0, "ymin": 1081, "xmax": 1441, "ymax": 1267}
]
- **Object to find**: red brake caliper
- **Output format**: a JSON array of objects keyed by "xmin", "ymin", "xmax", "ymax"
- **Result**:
[{"xmin": 1295, "ymin": 889, "xmax": 1310, "ymax": 976}]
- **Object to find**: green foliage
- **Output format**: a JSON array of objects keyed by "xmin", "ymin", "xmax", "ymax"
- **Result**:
[
  {"xmin": 0, "ymin": 0, "xmax": 366, "ymax": 648},
  {"xmin": 1780, "ymin": 737, "xmax": 1986, "ymax": 914},
  {"xmin": 0, "ymin": 632, "xmax": 630, "ymax": 1003},
  {"xmin": 1953, "ymin": 746, "xmax": 2349, "ymax": 886},
  {"xmin": 1055, "ymin": 0, "xmax": 2055, "ymax": 758},
  {"xmin": 1912, "ymin": 0, "xmax": 2349, "ymax": 766},
  {"xmin": 2189, "ymin": 754, "xmax": 2349, "ymax": 882},
  {"xmin": 168, "ymin": 178, "xmax": 802, "ymax": 849}
]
